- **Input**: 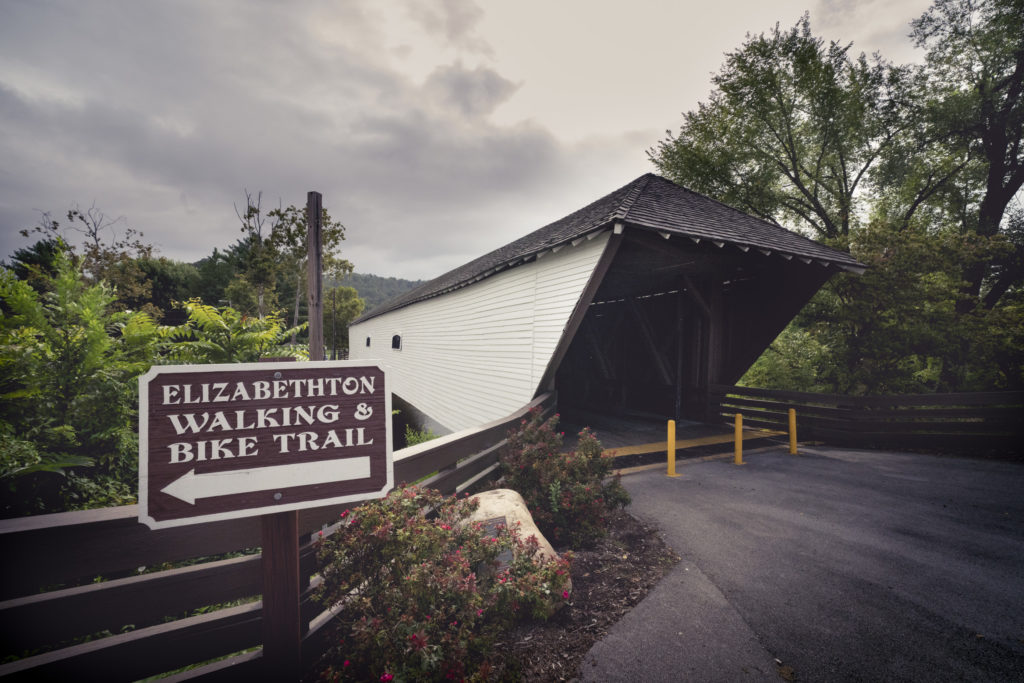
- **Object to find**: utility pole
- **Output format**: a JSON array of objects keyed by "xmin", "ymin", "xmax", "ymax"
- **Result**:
[{"xmin": 306, "ymin": 191, "xmax": 324, "ymax": 362}]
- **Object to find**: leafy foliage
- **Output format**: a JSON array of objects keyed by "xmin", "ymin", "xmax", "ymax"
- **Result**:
[
  {"xmin": 0, "ymin": 253, "xmax": 158, "ymax": 515},
  {"xmin": 501, "ymin": 410, "xmax": 630, "ymax": 549},
  {"xmin": 132, "ymin": 258, "xmax": 202, "ymax": 324},
  {"xmin": 739, "ymin": 323, "xmax": 832, "ymax": 393},
  {"xmin": 807, "ymin": 218, "xmax": 1023, "ymax": 392},
  {"xmin": 910, "ymin": 0, "xmax": 1024, "ymax": 313},
  {"xmin": 650, "ymin": 14, "xmax": 910, "ymax": 240},
  {"xmin": 315, "ymin": 486, "xmax": 571, "ymax": 682},
  {"xmin": 0, "ymin": 253, "xmax": 315, "ymax": 516},
  {"xmin": 159, "ymin": 299, "xmax": 307, "ymax": 364},
  {"xmin": 231, "ymin": 193, "xmax": 353, "ymax": 330},
  {"xmin": 657, "ymin": 2, "xmax": 1024, "ymax": 393},
  {"xmin": 403, "ymin": 424, "xmax": 438, "ymax": 447},
  {"xmin": 20, "ymin": 205, "xmax": 155, "ymax": 314},
  {"xmin": 325, "ymin": 285, "xmax": 365, "ymax": 357},
  {"xmin": 268, "ymin": 203, "xmax": 353, "ymax": 314},
  {"xmin": 5, "ymin": 238, "xmax": 66, "ymax": 293}
]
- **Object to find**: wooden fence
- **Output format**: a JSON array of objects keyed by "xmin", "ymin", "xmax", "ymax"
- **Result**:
[
  {"xmin": 709, "ymin": 384, "xmax": 1024, "ymax": 452},
  {"xmin": 0, "ymin": 393, "xmax": 555, "ymax": 682}
]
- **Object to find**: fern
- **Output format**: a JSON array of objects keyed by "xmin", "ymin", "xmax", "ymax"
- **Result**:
[{"xmin": 161, "ymin": 298, "xmax": 307, "ymax": 364}]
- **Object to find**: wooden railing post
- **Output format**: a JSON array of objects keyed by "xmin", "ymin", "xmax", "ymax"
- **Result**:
[{"xmin": 262, "ymin": 510, "xmax": 301, "ymax": 680}]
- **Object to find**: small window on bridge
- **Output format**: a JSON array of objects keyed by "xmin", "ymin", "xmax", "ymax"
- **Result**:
[
  {"xmin": 365, "ymin": 336, "xmax": 371, "ymax": 347},
  {"xmin": 391, "ymin": 335, "xmax": 402, "ymax": 350}
]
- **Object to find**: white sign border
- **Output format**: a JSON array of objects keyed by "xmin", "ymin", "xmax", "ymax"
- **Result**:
[{"xmin": 138, "ymin": 360, "xmax": 393, "ymax": 530}]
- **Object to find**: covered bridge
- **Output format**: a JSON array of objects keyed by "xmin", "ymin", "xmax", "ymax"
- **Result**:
[{"xmin": 349, "ymin": 174, "xmax": 863, "ymax": 434}]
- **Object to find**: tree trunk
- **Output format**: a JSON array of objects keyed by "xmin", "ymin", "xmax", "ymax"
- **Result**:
[{"xmin": 957, "ymin": 182, "xmax": 1017, "ymax": 314}]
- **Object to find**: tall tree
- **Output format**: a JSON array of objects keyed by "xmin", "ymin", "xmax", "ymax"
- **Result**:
[
  {"xmin": 650, "ymin": 14, "xmax": 924, "ymax": 241},
  {"xmin": 232, "ymin": 193, "xmax": 352, "ymax": 328},
  {"xmin": 324, "ymin": 285, "xmax": 365, "ymax": 358},
  {"xmin": 5, "ymin": 238, "xmax": 66, "ymax": 293},
  {"xmin": 651, "ymin": 7, "xmax": 1024, "ymax": 392},
  {"xmin": 19, "ymin": 206, "xmax": 154, "ymax": 311},
  {"xmin": 134, "ymin": 258, "xmax": 202, "ymax": 325},
  {"xmin": 233, "ymin": 191, "xmax": 280, "ymax": 318},
  {"xmin": 911, "ymin": 0, "xmax": 1024, "ymax": 311},
  {"xmin": 267, "ymin": 203, "xmax": 353, "ymax": 340}
]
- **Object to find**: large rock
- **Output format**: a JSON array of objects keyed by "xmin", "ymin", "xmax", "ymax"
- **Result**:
[{"xmin": 466, "ymin": 489, "xmax": 570, "ymax": 596}]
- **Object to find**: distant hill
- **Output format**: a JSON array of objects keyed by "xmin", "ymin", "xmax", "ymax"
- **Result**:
[{"xmin": 335, "ymin": 272, "xmax": 424, "ymax": 314}]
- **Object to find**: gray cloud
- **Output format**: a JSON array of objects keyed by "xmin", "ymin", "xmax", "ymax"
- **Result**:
[
  {"xmin": 0, "ymin": 0, "xmax": 603, "ymax": 277},
  {"xmin": 422, "ymin": 63, "xmax": 520, "ymax": 118},
  {"xmin": 0, "ymin": 1, "xmax": 664, "ymax": 279},
  {"xmin": 812, "ymin": 0, "xmax": 931, "ymax": 63},
  {"xmin": 405, "ymin": 0, "xmax": 492, "ymax": 56}
]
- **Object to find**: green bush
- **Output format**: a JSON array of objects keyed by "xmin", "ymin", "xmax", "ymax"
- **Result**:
[
  {"xmin": 315, "ymin": 485, "xmax": 571, "ymax": 682},
  {"xmin": 159, "ymin": 298, "xmax": 306, "ymax": 364},
  {"xmin": 0, "ymin": 252, "xmax": 159, "ymax": 515},
  {"xmin": 403, "ymin": 424, "xmax": 438, "ymax": 448},
  {"xmin": 500, "ymin": 409, "xmax": 630, "ymax": 549},
  {"xmin": 0, "ymin": 253, "xmax": 310, "ymax": 515}
]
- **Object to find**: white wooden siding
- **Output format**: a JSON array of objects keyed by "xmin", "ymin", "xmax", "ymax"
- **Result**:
[{"xmin": 350, "ymin": 232, "xmax": 611, "ymax": 432}]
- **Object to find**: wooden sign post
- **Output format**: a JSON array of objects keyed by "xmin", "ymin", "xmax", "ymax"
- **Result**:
[
  {"xmin": 138, "ymin": 193, "xmax": 391, "ymax": 680},
  {"xmin": 262, "ymin": 505, "xmax": 301, "ymax": 679},
  {"xmin": 262, "ymin": 190, "xmax": 324, "ymax": 680}
]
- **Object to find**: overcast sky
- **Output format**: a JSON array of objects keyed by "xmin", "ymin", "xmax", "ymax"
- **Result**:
[{"xmin": 1, "ymin": 0, "xmax": 932, "ymax": 281}]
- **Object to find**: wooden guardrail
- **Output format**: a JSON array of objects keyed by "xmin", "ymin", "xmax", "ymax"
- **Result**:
[
  {"xmin": 709, "ymin": 385, "xmax": 1024, "ymax": 452},
  {"xmin": 0, "ymin": 392, "xmax": 555, "ymax": 682}
]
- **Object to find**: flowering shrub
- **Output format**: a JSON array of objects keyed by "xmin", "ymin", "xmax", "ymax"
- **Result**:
[
  {"xmin": 501, "ymin": 409, "xmax": 630, "ymax": 549},
  {"xmin": 315, "ymin": 485, "xmax": 571, "ymax": 682}
]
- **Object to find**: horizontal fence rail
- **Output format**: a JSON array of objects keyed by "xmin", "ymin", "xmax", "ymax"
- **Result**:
[
  {"xmin": 0, "ymin": 392, "xmax": 555, "ymax": 682},
  {"xmin": 709, "ymin": 385, "xmax": 1024, "ymax": 452}
]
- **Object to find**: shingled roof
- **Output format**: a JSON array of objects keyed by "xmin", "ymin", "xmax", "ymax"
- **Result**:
[{"xmin": 356, "ymin": 173, "xmax": 864, "ymax": 322}]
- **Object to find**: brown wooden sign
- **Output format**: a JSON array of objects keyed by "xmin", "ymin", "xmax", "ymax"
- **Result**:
[{"xmin": 139, "ymin": 361, "xmax": 392, "ymax": 529}]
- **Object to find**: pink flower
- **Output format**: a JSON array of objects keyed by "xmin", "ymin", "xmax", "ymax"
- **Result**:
[
  {"xmin": 562, "ymin": 590, "xmax": 570, "ymax": 599},
  {"xmin": 343, "ymin": 660, "xmax": 350, "ymax": 668},
  {"xmin": 340, "ymin": 510, "xmax": 348, "ymax": 518},
  {"xmin": 477, "ymin": 608, "xmax": 484, "ymax": 616},
  {"xmin": 409, "ymin": 632, "xmax": 428, "ymax": 650},
  {"xmin": 380, "ymin": 673, "xmax": 394, "ymax": 682}
]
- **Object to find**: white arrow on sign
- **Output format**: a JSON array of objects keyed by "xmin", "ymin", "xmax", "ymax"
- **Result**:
[{"xmin": 161, "ymin": 457, "xmax": 371, "ymax": 505}]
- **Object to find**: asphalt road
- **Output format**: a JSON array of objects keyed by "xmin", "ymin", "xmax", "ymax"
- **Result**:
[{"xmin": 581, "ymin": 446, "xmax": 1024, "ymax": 682}]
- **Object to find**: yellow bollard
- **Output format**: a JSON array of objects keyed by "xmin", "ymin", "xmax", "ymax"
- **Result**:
[
  {"xmin": 788, "ymin": 408, "xmax": 798, "ymax": 455},
  {"xmin": 667, "ymin": 419, "xmax": 681, "ymax": 477},
  {"xmin": 734, "ymin": 413, "xmax": 744, "ymax": 465}
]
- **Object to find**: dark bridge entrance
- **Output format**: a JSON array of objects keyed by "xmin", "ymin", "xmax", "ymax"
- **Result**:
[{"xmin": 553, "ymin": 229, "xmax": 831, "ymax": 424}]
